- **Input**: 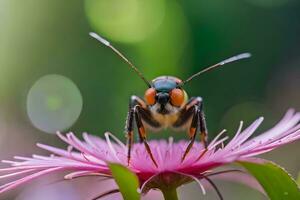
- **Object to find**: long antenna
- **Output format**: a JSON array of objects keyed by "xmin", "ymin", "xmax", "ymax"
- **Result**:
[
  {"xmin": 180, "ymin": 53, "xmax": 251, "ymax": 86},
  {"xmin": 89, "ymin": 32, "xmax": 152, "ymax": 88}
]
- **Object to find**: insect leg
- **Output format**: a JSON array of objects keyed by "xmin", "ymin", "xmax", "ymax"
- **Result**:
[
  {"xmin": 181, "ymin": 105, "xmax": 198, "ymax": 162},
  {"xmin": 178, "ymin": 97, "xmax": 209, "ymax": 162},
  {"xmin": 125, "ymin": 107, "xmax": 134, "ymax": 166},
  {"xmin": 134, "ymin": 105, "xmax": 158, "ymax": 167},
  {"xmin": 197, "ymin": 100, "xmax": 209, "ymax": 160},
  {"xmin": 134, "ymin": 107, "xmax": 161, "ymax": 142},
  {"xmin": 199, "ymin": 101, "xmax": 208, "ymax": 149},
  {"xmin": 125, "ymin": 96, "xmax": 146, "ymax": 165}
]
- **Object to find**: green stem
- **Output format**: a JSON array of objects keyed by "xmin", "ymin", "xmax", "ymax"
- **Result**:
[{"xmin": 161, "ymin": 188, "xmax": 179, "ymax": 200}]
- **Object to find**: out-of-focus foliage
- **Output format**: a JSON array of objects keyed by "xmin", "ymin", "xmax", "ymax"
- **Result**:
[
  {"xmin": 85, "ymin": 0, "xmax": 166, "ymax": 43},
  {"xmin": 297, "ymin": 171, "xmax": 300, "ymax": 186}
]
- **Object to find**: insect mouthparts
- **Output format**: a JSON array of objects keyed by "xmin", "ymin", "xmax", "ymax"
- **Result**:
[{"xmin": 157, "ymin": 93, "xmax": 170, "ymax": 105}]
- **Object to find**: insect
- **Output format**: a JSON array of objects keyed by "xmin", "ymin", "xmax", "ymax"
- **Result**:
[{"xmin": 90, "ymin": 32, "xmax": 251, "ymax": 167}]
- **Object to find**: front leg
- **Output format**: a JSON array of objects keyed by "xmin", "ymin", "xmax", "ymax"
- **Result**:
[
  {"xmin": 196, "ymin": 100, "xmax": 209, "ymax": 161},
  {"xmin": 181, "ymin": 104, "xmax": 198, "ymax": 162},
  {"xmin": 125, "ymin": 96, "xmax": 146, "ymax": 165},
  {"xmin": 174, "ymin": 97, "xmax": 208, "ymax": 162},
  {"xmin": 134, "ymin": 105, "xmax": 159, "ymax": 167},
  {"xmin": 125, "ymin": 96, "xmax": 160, "ymax": 166},
  {"xmin": 198, "ymin": 99, "xmax": 208, "ymax": 149},
  {"xmin": 187, "ymin": 97, "xmax": 208, "ymax": 149}
]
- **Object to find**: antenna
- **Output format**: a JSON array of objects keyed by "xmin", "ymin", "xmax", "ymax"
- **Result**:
[
  {"xmin": 180, "ymin": 53, "xmax": 251, "ymax": 86},
  {"xmin": 89, "ymin": 32, "xmax": 151, "ymax": 88}
]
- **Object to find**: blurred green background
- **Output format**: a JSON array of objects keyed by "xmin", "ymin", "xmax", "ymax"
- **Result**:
[{"xmin": 0, "ymin": 0, "xmax": 300, "ymax": 199}]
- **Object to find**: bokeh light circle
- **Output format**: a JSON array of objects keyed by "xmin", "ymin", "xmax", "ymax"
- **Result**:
[
  {"xmin": 85, "ymin": 0, "xmax": 165, "ymax": 43},
  {"xmin": 27, "ymin": 74, "xmax": 83, "ymax": 134}
]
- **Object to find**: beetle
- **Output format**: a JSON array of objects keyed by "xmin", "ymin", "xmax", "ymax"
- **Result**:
[{"xmin": 90, "ymin": 32, "xmax": 251, "ymax": 167}]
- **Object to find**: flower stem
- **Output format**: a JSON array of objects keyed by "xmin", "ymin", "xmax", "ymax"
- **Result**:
[{"xmin": 161, "ymin": 188, "xmax": 179, "ymax": 200}]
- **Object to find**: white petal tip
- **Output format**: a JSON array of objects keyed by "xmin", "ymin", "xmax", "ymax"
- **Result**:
[
  {"xmin": 82, "ymin": 132, "xmax": 88, "ymax": 137},
  {"xmin": 36, "ymin": 143, "xmax": 42, "ymax": 147},
  {"xmin": 56, "ymin": 131, "xmax": 63, "ymax": 137},
  {"xmin": 64, "ymin": 175, "xmax": 72, "ymax": 180},
  {"xmin": 2, "ymin": 160, "xmax": 14, "ymax": 164}
]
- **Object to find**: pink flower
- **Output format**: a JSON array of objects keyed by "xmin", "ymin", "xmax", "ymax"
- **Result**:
[{"xmin": 1, "ymin": 109, "xmax": 300, "ymax": 199}]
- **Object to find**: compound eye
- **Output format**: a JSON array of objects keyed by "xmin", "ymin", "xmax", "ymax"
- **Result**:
[
  {"xmin": 145, "ymin": 88, "xmax": 156, "ymax": 105},
  {"xmin": 170, "ymin": 88, "xmax": 184, "ymax": 107}
]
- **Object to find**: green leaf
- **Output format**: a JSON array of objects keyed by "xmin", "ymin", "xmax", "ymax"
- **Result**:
[
  {"xmin": 240, "ymin": 161, "xmax": 300, "ymax": 200},
  {"xmin": 109, "ymin": 163, "xmax": 140, "ymax": 200},
  {"xmin": 297, "ymin": 171, "xmax": 300, "ymax": 186}
]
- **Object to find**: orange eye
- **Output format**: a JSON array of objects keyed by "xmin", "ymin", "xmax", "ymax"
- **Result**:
[
  {"xmin": 170, "ymin": 88, "xmax": 184, "ymax": 106},
  {"xmin": 145, "ymin": 88, "xmax": 156, "ymax": 105}
]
